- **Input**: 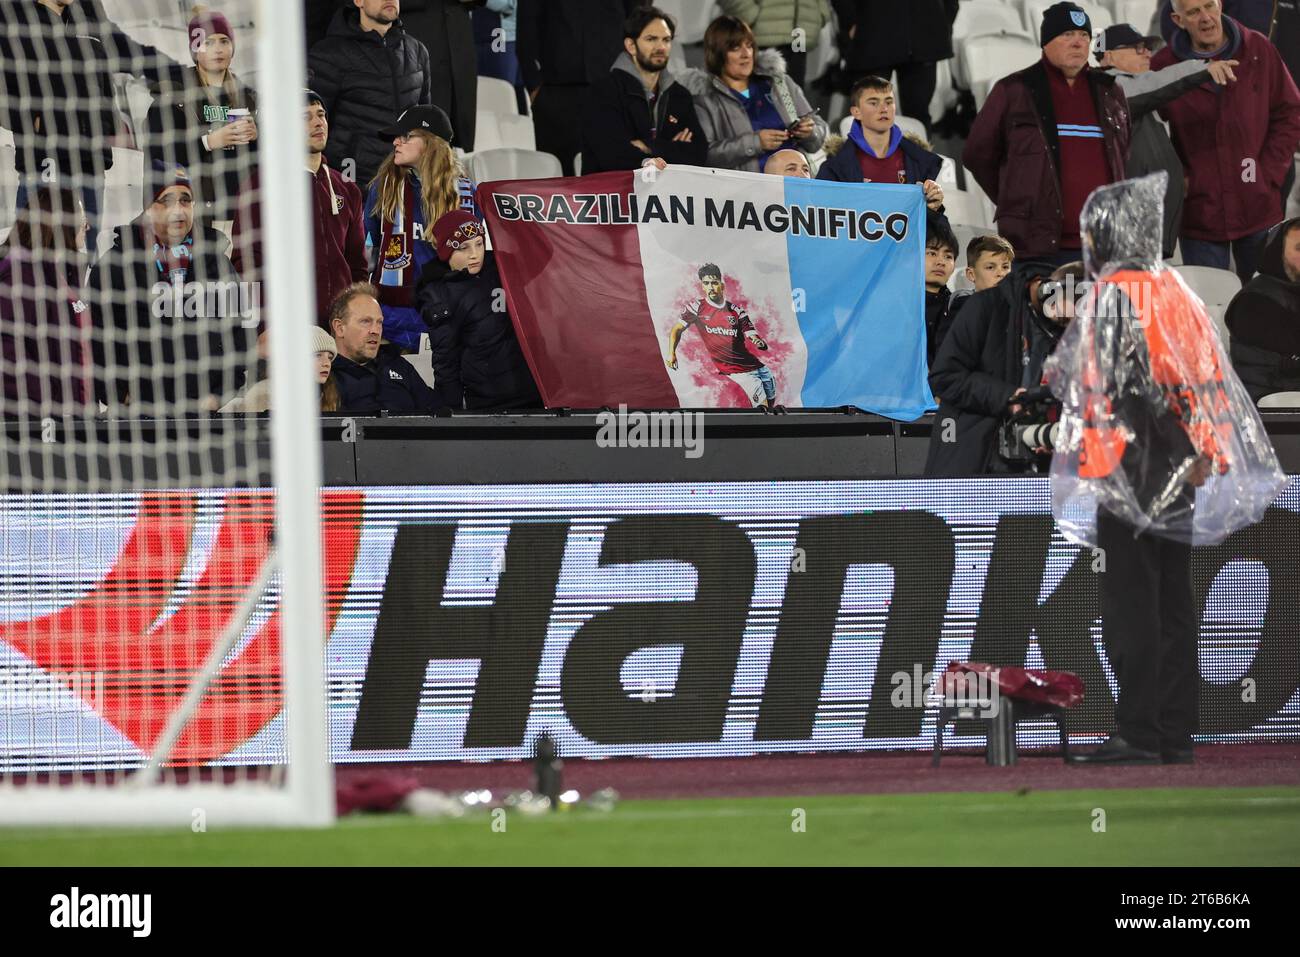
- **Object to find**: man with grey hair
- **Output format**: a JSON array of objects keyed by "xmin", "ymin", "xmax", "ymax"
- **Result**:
[{"xmin": 1152, "ymin": 0, "xmax": 1300, "ymax": 280}]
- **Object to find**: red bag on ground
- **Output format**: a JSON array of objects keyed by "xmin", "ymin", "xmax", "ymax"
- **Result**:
[{"xmin": 936, "ymin": 661, "xmax": 1084, "ymax": 709}]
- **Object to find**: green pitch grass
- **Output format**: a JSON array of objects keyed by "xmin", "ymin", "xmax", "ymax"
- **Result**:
[{"xmin": 2, "ymin": 787, "xmax": 1297, "ymax": 866}]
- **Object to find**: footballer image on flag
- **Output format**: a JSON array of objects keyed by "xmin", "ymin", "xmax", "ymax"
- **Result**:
[{"xmin": 666, "ymin": 263, "xmax": 776, "ymax": 408}]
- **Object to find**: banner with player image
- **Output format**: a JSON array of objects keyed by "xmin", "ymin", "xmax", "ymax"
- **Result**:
[{"xmin": 479, "ymin": 167, "xmax": 935, "ymax": 418}]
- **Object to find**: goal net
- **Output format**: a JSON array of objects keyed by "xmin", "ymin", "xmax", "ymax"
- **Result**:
[{"xmin": 0, "ymin": 0, "xmax": 331, "ymax": 826}]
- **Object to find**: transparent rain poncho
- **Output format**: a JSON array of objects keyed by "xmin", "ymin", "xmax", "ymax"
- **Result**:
[{"xmin": 1043, "ymin": 173, "xmax": 1286, "ymax": 546}]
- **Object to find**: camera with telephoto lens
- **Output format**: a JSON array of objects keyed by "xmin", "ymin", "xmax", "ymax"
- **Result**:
[{"xmin": 998, "ymin": 385, "xmax": 1062, "ymax": 466}]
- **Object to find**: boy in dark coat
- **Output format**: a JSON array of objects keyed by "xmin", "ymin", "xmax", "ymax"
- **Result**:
[
  {"xmin": 415, "ymin": 211, "xmax": 542, "ymax": 411},
  {"xmin": 924, "ymin": 213, "xmax": 958, "ymax": 367}
]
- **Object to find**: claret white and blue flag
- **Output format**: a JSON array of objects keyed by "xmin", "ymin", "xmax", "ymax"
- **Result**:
[{"xmin": 480, "ymin": 166, "xmax": 935, "ymax": 418}]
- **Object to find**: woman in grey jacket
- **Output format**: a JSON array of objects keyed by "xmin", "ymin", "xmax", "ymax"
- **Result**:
[{"xmin": 679, "ymin": 16, "xmax": 828, "ymax": 173}]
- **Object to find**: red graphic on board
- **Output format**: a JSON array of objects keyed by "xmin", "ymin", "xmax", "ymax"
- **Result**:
[{"xmin": 0, "ymin": 491, "xmax": 365, "ymax": 764}]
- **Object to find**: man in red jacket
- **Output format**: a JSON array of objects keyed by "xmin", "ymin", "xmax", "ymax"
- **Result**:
[
  {"xmin": 231, "ymin": 90, "xmax": 369, "ymax": 329},
  {"xmin": 963, "ymin": 3, "xmax": 1130, "ymax": 265},
  {"xmin": 1153, "ymin": 0, "xmax": 1300, "ymax": 280}
]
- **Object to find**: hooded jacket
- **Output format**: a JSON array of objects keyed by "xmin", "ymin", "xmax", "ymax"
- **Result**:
[
  {"xmin": 963, "ymin": 61, "xmax": 1130, "ymax": 259},
  {"xmin": 1101, "ymin": 59, "xmax": 1213, "ymax": 257},
  {"xmin": 1152, "ymin": 16, "xmax": 1300, "ymax": 242},
  {"xmin": 1226, "ymin": 216, "xmax": 1300, "ymax": 400},
  {"xmin": 231, "ymin": 162, "xmax": 369, "ymax": 329},
  {"xmin": 307, "ymin": 7, "xmax": 433, "ymax": 187},
  {"xmin": 924, "ymin": 260, "xmax": 1058, "ymax": 476},
  {"xmin": 1042, "ymin": 175, "xmax": 1280, "ymax": 545},
  {"xmin": 717, "ymin": 0, "xmax": 833, "ymax": 49},
  {"xmin": 817, "ymin": 122, "xmax": 943, "ymax": 184},
  {"xmin": 678, "ymin": 49, "xmax": 829, "ymax": 173},
  {"xmin": 581, "ymin": 53, "xmax": 710, "ymax": 174},
  {"xmin": 415, "ymin": 252, "xmax": 543, "ymax": 411},
  {"xmin": 86, "ymin": 215, "xmax": 253, "ymax": 412}
]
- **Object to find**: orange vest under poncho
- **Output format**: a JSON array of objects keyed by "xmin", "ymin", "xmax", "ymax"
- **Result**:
[{"xmin": 1079, "ymin": 269, "xmax": 1234, "ymax": 480}]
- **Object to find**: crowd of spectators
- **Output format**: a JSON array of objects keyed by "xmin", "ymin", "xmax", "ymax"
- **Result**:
[{"xmin": 2, "ymin": 0, "xmax": 1300, "ymax": 471}]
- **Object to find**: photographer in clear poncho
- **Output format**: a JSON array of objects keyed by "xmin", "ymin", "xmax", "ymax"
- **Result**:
[{"xmin": 1044, "ymin": 173, "xmax": 1285, "ymax": 765}]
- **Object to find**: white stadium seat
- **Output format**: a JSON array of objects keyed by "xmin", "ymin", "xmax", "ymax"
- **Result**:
[
  {"xmin": 960, "ymin": 165, "xmax": 998, "ymax": 225},
  {"xmin": 964, "ymin": 32, "xmax": 1043, "ymax": 107},
  {"xmin": 1257, "ymin": 392, "xmax": 1300, "ymax": 409},
  {"xmin": 658, "ymin": 0, "xmax": 721, "ymax": 45},
  {"xmin": 937, "ymin": 154, "xmax": 959, "ymax": 187},
  {"xmin": 942, "ymin": 189, "xmax": 993, "ymax": 230},
  {"xmin": 1174, "ymin": 265, "xmax": 1241, "ymax": 345},
  {"xmin": 1111, "ymin": 0, "xmax": 1161, "ymax": 33},
  {"xmin": 407, "ymin": 334, "xmax": 436, "ymax": 389},
  {"xmin": 496, "ymin": 113, "xmax": 537, "ymax": 151},
  {"xmin": 478, "ymin": 76, "xmax": 521, "ymax": 116},
  {"xmin": 470, "ymin": 148, "xmax": 563, "ymax": 183},
  {"xmin": 952, "ymin": 2, "xmax": 1032, "ymax": 88},
  {"xmin": 474, "ymin": 111, "xmax": 505, "ymax": 153},
  {"xmin": 1173, "ymin": 265, "xmax": 1242, "ymax": 306},
  {"xmin": 896, "ymin": 114, "xmax": 929, "ymax": 141}
]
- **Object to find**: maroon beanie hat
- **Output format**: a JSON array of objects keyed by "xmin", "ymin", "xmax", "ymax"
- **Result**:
[
  {"xmin": 432, "ymin": 210, "xmax": 486, "ymax": 262},
  {"xmin": 189, "ymin": 7, "xmax": 236, "ymax": 61}
]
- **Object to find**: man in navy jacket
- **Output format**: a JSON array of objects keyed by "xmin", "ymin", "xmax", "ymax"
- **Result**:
[{"xmin": 328, "ymin": 283, "xmax": 444, "ymax": 414}]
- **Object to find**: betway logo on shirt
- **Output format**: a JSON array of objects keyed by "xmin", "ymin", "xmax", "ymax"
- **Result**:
[
  {"xmin": 50, "ymin": 887, "xmax": 151, "ymax": 937},
  {"xmin": 703, "ymin": 325, "xmax": 739, "ymax": 338}
]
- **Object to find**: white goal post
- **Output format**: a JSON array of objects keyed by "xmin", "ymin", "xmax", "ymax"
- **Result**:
[{"xmin": 0, "ymin": 0, "xmax": 332, "ymax": 827}]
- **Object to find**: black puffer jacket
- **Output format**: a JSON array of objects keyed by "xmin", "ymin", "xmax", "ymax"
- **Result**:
[
  {"xmin": 308, "ymin": 7, "xmax": 432, "ymax": 187},
  {"xmin": 86, "ymin": 217, "xmax": 253, "ymax": 414},
  {"xmin": 415, "ymin": 252, "xmax": 542, "ymax": 411},
  {"xmin": 1226, "ymin": 216, "xmax": 1300, "ymax": 401},
  {"xmin": 832, "ymin": 0, "xmax": 959, "ymax": 70}
]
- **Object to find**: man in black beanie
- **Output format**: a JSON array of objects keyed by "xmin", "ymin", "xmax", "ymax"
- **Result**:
[{"xmin": 964, "ymin": 2, "xmax": 1131, "ymax": 264}]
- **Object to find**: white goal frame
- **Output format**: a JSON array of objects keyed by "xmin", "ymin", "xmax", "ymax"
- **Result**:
[{"xmin": 0, "ymin": 0, "xmax": 333, "ymax": 828}]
